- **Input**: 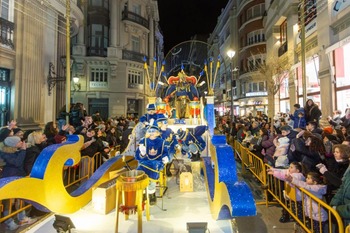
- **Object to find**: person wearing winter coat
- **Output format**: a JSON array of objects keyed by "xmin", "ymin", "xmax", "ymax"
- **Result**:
[
  {"xmin": 289, "ymin": 104, "xmax": 305, "ymax": 129},
  {"xmin": 290, "ymin": 111, "xmax": 307, "ymax": 130},
  {"xmin": 0, "ymin": 136, "xmax": 37, "ymax": 230},
  {"xmin": 330, "ymin": 163, "xmax": 350, "ymax": 228},
  {"xmin": 316, "ymin": 144, "xmax": 350, "ymax": 203},
  {"xmin": 304, "ymin": 99, "xmax": 322, "ymax": 126},
  {"xmin": 287, "ymin": 172, "xmax": 328, "ymax": 233},
  {"xmin": 268, "ymin": 162, "xmax": 305, "ymax": 223}
]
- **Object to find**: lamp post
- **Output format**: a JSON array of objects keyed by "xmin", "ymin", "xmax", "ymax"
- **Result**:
[{"xmin": 227, "ymin": 50, "xmax": 236, "ymax": 120}]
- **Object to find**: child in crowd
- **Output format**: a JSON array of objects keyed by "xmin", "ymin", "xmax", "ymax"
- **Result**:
[
  {"xmin": 273, "ymin": 136, "xmax": 290, "ymax": 167},
  {"xmin": 286, "ymin": 172, "xmax": 328, "ymax": 233},
  {"xmin": 267, "ymin": 162, "xmax": 305, "ymax": 223},
  {"xmin": 290, "ymin": 111, "xmax": 306, "ymax": 130}
]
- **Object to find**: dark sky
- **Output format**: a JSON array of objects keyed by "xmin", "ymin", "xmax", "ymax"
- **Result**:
[{"xmin": 158, "ymin": 0, "xmax": 229, "ymax": 56}]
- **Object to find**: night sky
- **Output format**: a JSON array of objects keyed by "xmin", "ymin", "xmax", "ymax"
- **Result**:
[{"xmin": 157, "ymin": 0, "xmax": 229, "ymax": 55}]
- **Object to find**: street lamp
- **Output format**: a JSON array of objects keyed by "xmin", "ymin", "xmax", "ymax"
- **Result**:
[{"xmin": 227, "ymin": 50, "xmax": 236, "ymax": 119}]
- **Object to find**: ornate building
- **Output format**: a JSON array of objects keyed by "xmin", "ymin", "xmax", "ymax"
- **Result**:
[
  {"xmin": 208, "ymin": 0, "xmax": 267, "ymax": 117},
  {"xmin": 0, "ymin": 0, "xmax": 162, "ymax": 129},
  {"xmin": 71, "ymin": 0, "xmax": 163, "ymax": 119}
]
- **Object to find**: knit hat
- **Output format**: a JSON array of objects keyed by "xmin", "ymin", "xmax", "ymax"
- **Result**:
[
  {"xmin": 278, "ymin": 137, "xmax": 290, "ymax": 145},
  {"xmin": 323, "ymin": 126, "xmax": 333, "ymax": 135},
  {"xmin": 4, "ymin": 136, "xmax": 22, "ymax": 147}
]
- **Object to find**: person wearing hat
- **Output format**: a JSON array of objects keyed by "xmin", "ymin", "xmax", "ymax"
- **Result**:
[
  {"xmin": 135, "ymin": 125, "xmax": 169, "ymax": 205},
  {"xmin": 157, "ymin": 116, "xmax": 178, "ymax": 176},
  {"xmin": 139, "ymin": 103, "xmax": 158, "ymax": 126},
  {"xmin": 0, "ymin": 136, "xmax": 37, "ymax": 230},
  {"xmin": 176, "ymin": 125, "xmax": 207, "ymax": 161}
]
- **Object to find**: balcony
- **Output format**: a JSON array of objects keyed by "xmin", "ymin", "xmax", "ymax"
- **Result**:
[
  {"xmin": 278, "ymin": 41, "xmax": 288, "ymax": 57},
  {"xmin": 0, "ymin": 17, "xmax": 14, "ymax": 49},
  {"xmin": 122, "ymin": 49, "xmax": 146, "ymax": 63},
  {"xmin": 122, "ymin": 10, "xmax": 149, "ymax": 29}
]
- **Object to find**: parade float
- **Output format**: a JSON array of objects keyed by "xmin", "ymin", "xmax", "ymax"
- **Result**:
[{"xmin": 0, "ymin": 41, "xmax": 256, "ymax": 232}]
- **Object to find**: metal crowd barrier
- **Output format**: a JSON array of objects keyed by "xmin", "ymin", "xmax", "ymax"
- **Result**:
[
  {"xmin": 0, "ymin": 152, "xmax": 104, "ymax": 224},
  {"xmin": 233, "ymin": 139, "xmax": 346, "ymax": 233}
]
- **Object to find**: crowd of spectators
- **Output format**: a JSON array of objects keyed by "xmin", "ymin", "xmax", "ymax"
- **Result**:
[
  {"xmin": 216, "ymin": 100, "xmax": 350, "ymax": 230},
  {"xmin": 0, "ymin": 103, "xmax": 136, "ymax": 230}
]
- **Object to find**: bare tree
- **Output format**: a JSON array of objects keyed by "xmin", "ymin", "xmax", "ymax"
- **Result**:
[{"xmin": 256, "ymin": 56, "xmax": 292, "ymax": 121}]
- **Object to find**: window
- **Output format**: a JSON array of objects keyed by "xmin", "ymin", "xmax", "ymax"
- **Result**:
[
  {"xmin": 247, "ymin": 29, "xmax": 265, "ymax": 46},
  {"xmin": 132, "ymin": 4, "xmax": 141, "ymax": 15},
  {"xmin": 88, "ymin": 24, "xmax": 109, "ymax": 56},
  {"xmin": 247, "ymin": 55, "xmax": 266, "ymax": 71},
  {"xmin": 248, "ymin": 82, "xmax": 266, "ymax": 92},
  {"xmin": 246, "ymin": 3, "xmax": 265, "ymax": 20},
  {"xmin": 90, "ymin": 67, "xmax": 108, "ymax": 88},
  {"xmin": 90, "ymin": 0, "xmax": 109, "ymax": 9},
  {"xmin": 131, "ymin": 36, "xmax": 140, "ymax": 53},
  {"xmin": 1, "ymin": 0, "xmax": 9, "ymax": 19},
  {"xmin": 280, "ymin": 20, "xmax": 287, "ymax": 44},
  {"xmin": 128, "ymin": 69, "xmax": 143, "ymax": 89}
]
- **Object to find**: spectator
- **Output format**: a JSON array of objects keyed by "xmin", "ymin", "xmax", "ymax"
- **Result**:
[
  {"xmin": 120, "ymin": 121, "xmax": 135, "ymax": 152},
  {"xmin": 267, "ymin": 162, "xmax": 305, "ymax": 223},
  {"xmin": 327, "ymin": 109, "xmax": 343, "ymax": 128},
  {"xmin": 106, "ymin": 126, "xmax": 119, "ymax": 148},
  {"xmin": 289, "ymin": 104, "xmax": 305, "ymax": 129},
  {"xmin": 43, "ymin": 121, "xmax": 58, "ymax": 145},
  {"xmin": 290, "ymin": 111, "xmax": 306, "ymax": 130},
  {"xmin": 316, "ymin": 144, "xmax": 350, "ymax": 203},
  {"xmin": 330, "ymin": 161, "xmax": 350, "ymax": 228},
  {"xmin": 287, "ymin": 172, "xmax": 328, "ymax": 233},
  {"xmin": 306, "ymin": 121, "xmax": 323, "ymax": 136},
  {"xmin": 273, "ymin": 137, "xmax": 290, "ymax": 168},
  {"xmin": 92, "ymin": 111, "xmax": 103, "ymax": 122},
  {"xmin": 304, "ymin": 99, "xmax": 322, "ymax": 126},
  {"xmin": 0, "ymin": 136, "xmax": 36, "ymax": 230},
  {"xmin": 69, "ymin": 102, "xmax": 86, "ymax": 128},
  {"xmin": 24, "ymin": 131, "xmax": 48, "ymax": 175}
]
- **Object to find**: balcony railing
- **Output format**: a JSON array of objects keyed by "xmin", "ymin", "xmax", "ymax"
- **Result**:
[
  {"xmin": 122, "ymin": 10, "xmax": 149, "ymax": 29},
  {"xmin": 278, "ymin": 41, "xmax": 288, "ymax": 57},
  {"xmin": 0, "ymin": 17, "xmax": 14, "ymax": 49},
  {"xmin": 122, "ymin": 49, "xmax": 146, "ymax": 63}
]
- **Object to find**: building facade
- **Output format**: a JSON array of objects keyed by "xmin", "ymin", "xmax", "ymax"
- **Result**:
[
  {"xmin": 208, "ymin": 0, "xmax": 267, "ymax": 118},
  {"xmin": 71, "ymin": 0, "xmax": 163, "ymax": 120},
  {"xmin": 210, "ymin": 0, "xmax": 350, "ymax": 120},
  {"xmin": 0, "ymin": 0, "xmax": 162, "ymax": 129},
  {"xmin": 0, "ymin": 0, "xmax": 83, "ymax": 129}
]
